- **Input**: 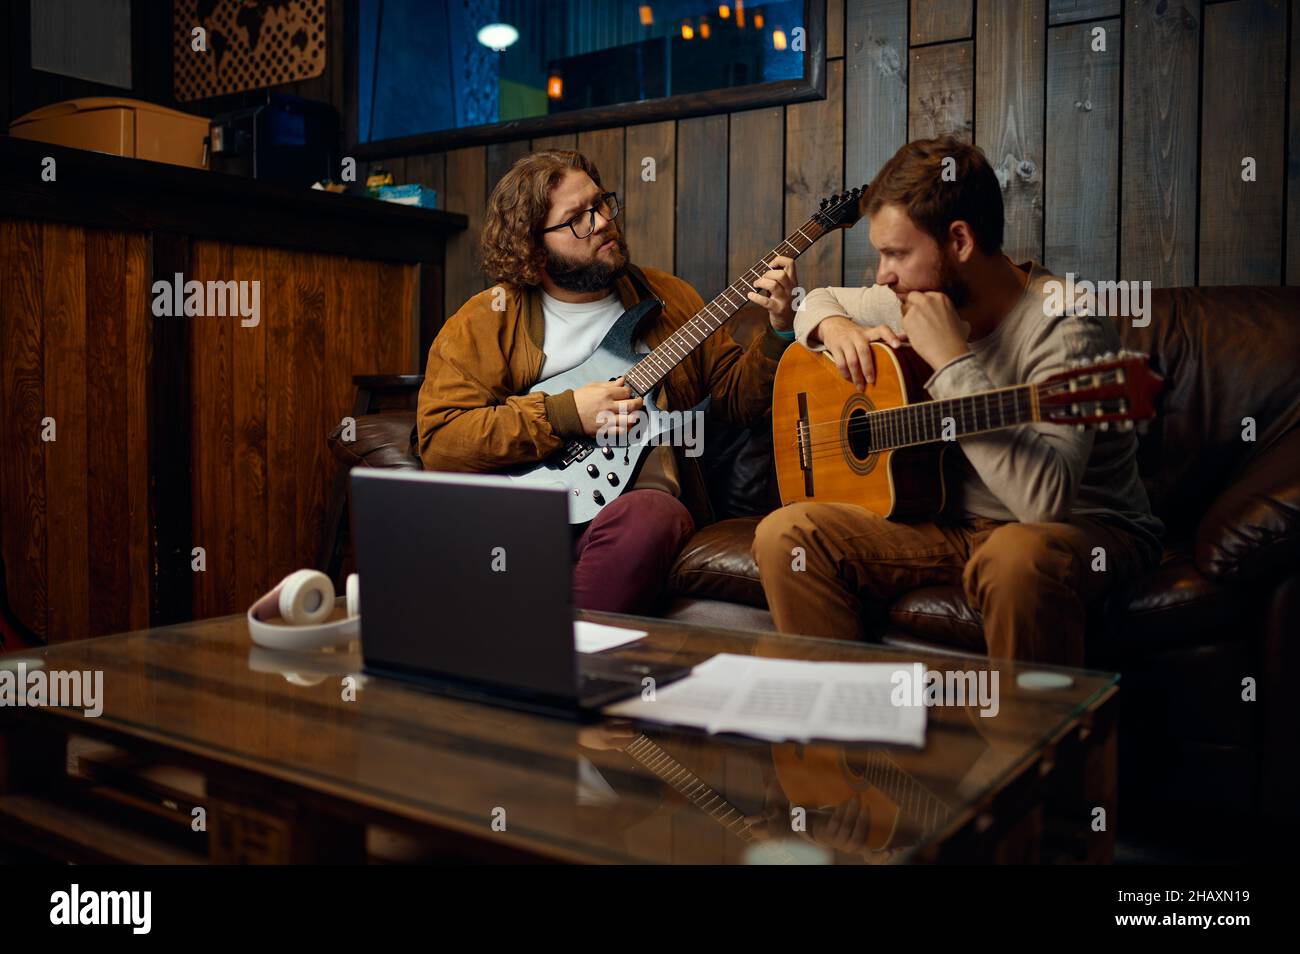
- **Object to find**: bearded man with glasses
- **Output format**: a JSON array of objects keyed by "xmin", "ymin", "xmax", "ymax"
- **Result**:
[{"xmin": 416, "ymin": 150, "xmax": 797, "ymax": 615}]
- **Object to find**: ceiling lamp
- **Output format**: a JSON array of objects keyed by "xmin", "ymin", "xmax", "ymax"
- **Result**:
[{"xmin": 476, "ymin": 23, "xmax": 519, "ymax": 51}]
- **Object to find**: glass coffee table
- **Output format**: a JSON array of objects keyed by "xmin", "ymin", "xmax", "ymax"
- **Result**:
[{"xmin": 0, "ymin": 608, "xmax": 1118, "ymax": 864}]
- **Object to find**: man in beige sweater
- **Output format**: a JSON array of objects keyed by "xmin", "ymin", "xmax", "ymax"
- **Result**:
[{"xmin": 752, "ymin": 136, "xmax": 1163, "ymax": 665}]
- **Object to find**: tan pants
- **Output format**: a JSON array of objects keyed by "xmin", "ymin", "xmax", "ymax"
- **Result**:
[{"xmin": 752, "ymin": 502, "xmax": 1159, "ymax": 666}]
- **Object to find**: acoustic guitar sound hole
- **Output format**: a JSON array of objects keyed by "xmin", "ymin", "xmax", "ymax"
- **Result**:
[
  {"xmin": 847, "ymin": 408, "xmax": 871, "ymax": 460},
  {"xmin": 839, "ymin": 395, "xmax": 877, "ymax": 476}
]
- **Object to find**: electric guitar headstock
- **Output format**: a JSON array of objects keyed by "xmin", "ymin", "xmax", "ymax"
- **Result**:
[
  {"xmin": 1035, "ymin": 351, "xmax": 1163, "ymax": 429},
  {"xmin": 812, "ymin": 186, "xmax": 868, "ymax": 233}
]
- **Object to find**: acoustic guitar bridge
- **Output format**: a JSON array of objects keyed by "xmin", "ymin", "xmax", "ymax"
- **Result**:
[{"xmin": 796, "ymin": 392, "xmax": 814, "ymax": 497}]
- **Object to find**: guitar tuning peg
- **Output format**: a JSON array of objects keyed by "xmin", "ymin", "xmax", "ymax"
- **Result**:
[
  {"xmin": 1099, "ymin": 421, "xmax": 1110, "ymax": 431},
  {"xmin": 1075, "ymin": 423, "xmax": 1087, "ymax": 432},
  {"xmin": 1121, "ymin": 420, "xmax": 1135, "ymax": 431},
  {"xmin": 819, "ymin": 198, "xmax": 828, "ymax": 209}
]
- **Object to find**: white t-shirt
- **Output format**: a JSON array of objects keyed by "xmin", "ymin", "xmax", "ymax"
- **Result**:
[{"xmin": 538, "ymin": 290, "xmax": 625, "ymax": 379}]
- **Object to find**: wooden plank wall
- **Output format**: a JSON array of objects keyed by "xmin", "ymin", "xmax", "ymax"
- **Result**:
[
  {"xmin": 189, "ymin": 243, "xmax": 417, "ymax": 619},
  {"xmin": 360, "ymin": 0, "xmax": 1299, "ymax": 322},
  {"xmin": 0, "ymin": 221, "xmax": 152, "ymax": 642},
  {"xmin": 0, "ymin": 221, "xmax": 419, "ymax": 639}
]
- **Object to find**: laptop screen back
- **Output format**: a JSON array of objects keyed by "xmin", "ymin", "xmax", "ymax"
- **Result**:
[{"xmin": 350, "ymin": 470, "xmax": 577, "ymax": 701}]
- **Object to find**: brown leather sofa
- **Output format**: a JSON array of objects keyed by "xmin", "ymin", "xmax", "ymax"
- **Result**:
[{"xmin": 330, "ymin": 287, "xmax": 1300, "ymax": 860}]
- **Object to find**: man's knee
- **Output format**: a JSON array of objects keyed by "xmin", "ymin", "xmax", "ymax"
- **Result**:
[
  {"xmin": 963, "ymin": 523, "xmax": 1077, "ymax": 602},
  {"xmin": 612, "ymin": 490, "xmax": 694, "ymax": 548}
]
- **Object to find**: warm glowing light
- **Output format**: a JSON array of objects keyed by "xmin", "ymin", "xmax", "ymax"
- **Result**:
[
  {"xmin": 772, "ymin": 29, "xmax": 787, "ymax": 50},
  {"xmin": 547, "ymin": 74, "xmax": 563, "ymax": 99},
  {"xmin": 700, "ymin": 19, "xmax": 711, "ymax": 38},
  {"xmin": 718, "ymin": 5, "xmax": 729, "ymax": 18},
  {"xmin": 736, "ymin": 0, "xmax": 745, "ymax": 27},
  {"xmin": 754, "ymin": 13, "xmax": 764, "ymax": 28},
  {"xmin": 475, "ymin": 23, "xmax": 519, "ymax": 51},
  {"xmin": 681, "ymin": 21, "xmax": 694, "ymax": 39},
  {"xmin": 639, "ymin": 5, "xmax": 653, "ymax": 26}
]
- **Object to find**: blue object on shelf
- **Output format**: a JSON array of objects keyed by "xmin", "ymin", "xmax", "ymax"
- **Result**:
[{"xmin": 376, "ymin": 184, "xmax": 438, "ymax": 209}]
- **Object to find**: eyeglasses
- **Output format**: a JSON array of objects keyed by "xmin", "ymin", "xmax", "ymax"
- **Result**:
[{"xmin": 541, "ymin": 192, "xmax": 620, "ymax": 239}]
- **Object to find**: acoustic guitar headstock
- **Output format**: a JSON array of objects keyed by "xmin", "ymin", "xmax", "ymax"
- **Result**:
[{"xmin": 1035, "ymin": 351, "xmax": 1163, "ymax": 429}]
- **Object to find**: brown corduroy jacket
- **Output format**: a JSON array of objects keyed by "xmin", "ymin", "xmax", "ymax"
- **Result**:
[{"xmin": 415, "ymin": 265, "xmax": 790, "ymax": 528}]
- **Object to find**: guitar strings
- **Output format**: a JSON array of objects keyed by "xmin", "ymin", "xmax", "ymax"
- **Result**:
[
  {"xmin": 795, "ymin": 391, "xmax": 1034, "ymax": 455},
  {"xmin": 795, "ymin": 384, "xmax": 1034, "ymax": 434}
]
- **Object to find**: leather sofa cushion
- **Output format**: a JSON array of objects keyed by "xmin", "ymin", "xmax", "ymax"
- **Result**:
[
  {"xmin": 887, "ymin": 544, "xmax": 1244, "ymax": 656},
  {"xmin": 1118, "ymin": 287, "xmax": 1300, "ymax": 535},
  {"xmin": 669, "ymin": 517, "xmax": 767, "ymax": 607},
  {"xmin": 329, "ymin": 410, "xmax": 421, "ymax": 470},
  {"xmin": 1195, "ymin": 427, "xmax": 1300, "ymax": 584}
]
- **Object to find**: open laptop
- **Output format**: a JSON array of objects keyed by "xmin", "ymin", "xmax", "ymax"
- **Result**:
[{"xmin": 350, "ymin": 468, "xmax": 689, "ymax": 719}]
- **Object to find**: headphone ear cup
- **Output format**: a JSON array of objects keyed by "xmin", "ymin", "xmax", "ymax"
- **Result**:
[
  {"xmin": 278, "ymin": 570, "xmax": 334, "ymax": 625},
  {"xmin": 346, "ymin": 573, "xmax": 360, "ymax": 618}
]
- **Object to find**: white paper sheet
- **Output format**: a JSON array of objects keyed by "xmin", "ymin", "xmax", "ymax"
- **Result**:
[
  {"xmin": 603, "ymin": 654, "xmax": 926, "ymax": 747},
  {"xmin": 574, "ymin": 620, "xmax": 648, "ymax": 654}
]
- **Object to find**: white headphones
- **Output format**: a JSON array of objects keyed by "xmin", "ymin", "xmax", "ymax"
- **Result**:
[{"xmin": 247, "ymin": 569, "xmax": 360, "ymax": 651}]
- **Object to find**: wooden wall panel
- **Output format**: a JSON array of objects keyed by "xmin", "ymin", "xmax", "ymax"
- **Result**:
[
  {"xmin": 827, "ymin": 0, "xmax": 845, "ymax": 59},
  {"xmin": 190, "ymin": 241, "xmax": 237, "ymax": 617},
  {"xmin": 785, "ymin": 60, "xmax": 845, "ymax": 295},
  {"xmin": 187, "ymin": 247, "xmax": 418, "ymax": 619},
  {"xmin": 404, "ymin": 152, "xmax": 447, "ymax": 201},
  {"xmin": 532, "ymin": 134, "xmax": 578, "ymax": 152},
  {"xmin": 264, "ymin": 247, "xmax": 301, "ymax": 607},
  {"xmin": 487, "ymin": 140, "xmax": 530, "ymax": 196},
  {"xmin": 443, "ymin": 147, "xmax": 488, "ymax": 317},
  {"xmin": 85, "ymin": 230, "xmax": 131, "ymax": 636},
  {"xmin": 1049, "ymin": 0, "xmax": 1121, "ymax": 24},
  {"xmin": 624, "ymin": 121, "xmax": 677, "ymax": 273},
  {"xmin": 232, "ymin": 246, "xmax": 269, "ymax": 613},
  {"xmin": 1045, "ymin": 19, "xmax": 1121, "ymax": 282},
  {"xmin": 976, "ymin": 0, "xmax": 1046, "ymax": 264},
  {"xmin": 675, "ymin": 114, "xmax": 729, "ymax": 297},
  {"xmin": 911, "ymin": 0, "xmax": 973, "ymax": 45},
  {"xmin": 1121, "ymin": 0, "xmax": 1200, "ymax": 287},
  {"xmin": 908, "ymin": 41, "xmax": 973, "ymax": 142},
  {"xmin": 41, "ymin": 223, "xmax": 89, "ymax": 642},
  {"xmin": 727, "ymin": 107, "xmax": 785, "ymax": 285},
  {"xmin": 1198, "ymin": 0, "xmax": 1287, "ymax": 286},
  {"xmin": 0, "ymin": 219, "xmax": 48, "ymax": 641},
  {"xmin": 578, "ymin": 128, "xmax": 625, "ymax": 202},
  {"xmin": 124, "ymin": 233, "xmax": 150, "ymax": 631},
  {"xmin": 845, "ymin": 0, "xmax": 908, "ymax": 284}
]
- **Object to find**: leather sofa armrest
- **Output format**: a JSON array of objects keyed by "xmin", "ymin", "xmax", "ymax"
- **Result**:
[
  {"xmin": 1195, "ymin": 427, "xmax": 1300, "ymax": 583},
  {"xmin": 327, "ymin": 410, "xmax": 422, "ymax": 470}
]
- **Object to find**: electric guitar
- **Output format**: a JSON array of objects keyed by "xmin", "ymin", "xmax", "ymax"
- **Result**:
[
  {"xmin": 772, "ymin": 344, "xmax": 1162, "ymax": 516},
  {"xmin": 508, "ymin": 188, "xmax": 868, "ymax": 523}
]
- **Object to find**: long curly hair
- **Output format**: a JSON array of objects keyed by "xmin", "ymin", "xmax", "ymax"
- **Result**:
[{"xmin": 479, "ymin": 150, "xmax": 605, "ymax": 287}]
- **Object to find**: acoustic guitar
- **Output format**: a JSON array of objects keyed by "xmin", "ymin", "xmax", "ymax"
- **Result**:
[
  {"xmin": 772, "ymin": 343, "xmax": 1162, "ymax": 516},
  {"xmin": 507, "ymin": 188, "xmax": 868, "ymax": 524}
]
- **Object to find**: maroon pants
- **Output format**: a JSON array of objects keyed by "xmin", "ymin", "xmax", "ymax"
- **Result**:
[{"xmin": 572, "ymin": 490, "xmax": 695, "ymax": 615}]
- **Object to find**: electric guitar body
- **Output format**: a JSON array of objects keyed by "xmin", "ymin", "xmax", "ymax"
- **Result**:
[{"xmin": 505, "ymin": 298, "xmax": 707, "ymax": 525}]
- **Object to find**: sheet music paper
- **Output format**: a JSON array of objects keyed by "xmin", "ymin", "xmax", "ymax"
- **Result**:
[{"xmin": 604, "ymin": 654, "xmax": 926, "ymax": 747}]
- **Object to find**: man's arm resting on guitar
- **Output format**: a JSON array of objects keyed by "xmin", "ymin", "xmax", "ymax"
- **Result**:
[{"xmin": 796, "ymin": 285, "xmax": 903, "ymax": 349}]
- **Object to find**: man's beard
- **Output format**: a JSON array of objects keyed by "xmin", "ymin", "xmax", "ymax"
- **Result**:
[
  {"xmin": 936, "ymin": 253, "xmax": 971, "ymax": 308},
  {"xmin": 544, "ymin": 236, "xmax": 628, "ymax": 293}
]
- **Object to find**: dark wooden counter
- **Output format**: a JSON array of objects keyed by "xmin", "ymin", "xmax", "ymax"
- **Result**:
[{"xmin": 0, "ymin": 135, "xmax": 466, "ymax": 642}]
